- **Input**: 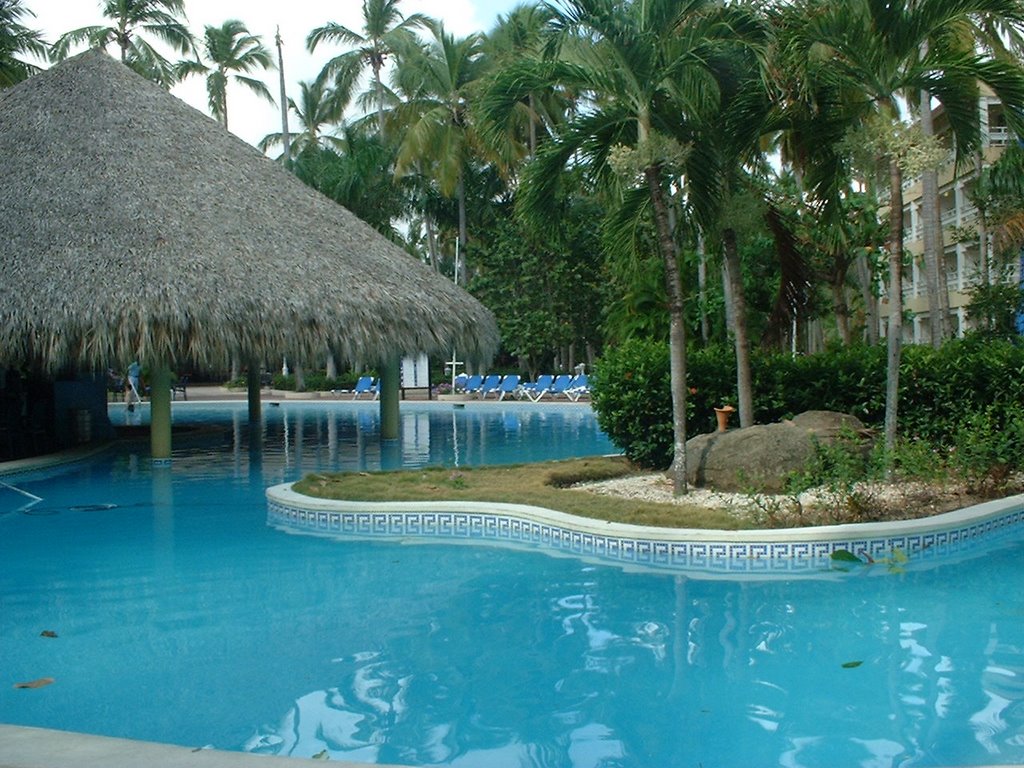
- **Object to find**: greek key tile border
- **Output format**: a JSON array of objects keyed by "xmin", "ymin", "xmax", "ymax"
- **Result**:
[
  {"xmin": 266, "ymin": 485, "xmax": 1024, "ymax": 574},
  {"xmin": 0, "ymin": 446, "xmax": 112, "ymax": 484}
]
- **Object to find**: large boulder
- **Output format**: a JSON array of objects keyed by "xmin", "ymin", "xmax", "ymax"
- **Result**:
[{"xmin": 685, "ymin": 411, "xmax": 871, "ymax": 493}]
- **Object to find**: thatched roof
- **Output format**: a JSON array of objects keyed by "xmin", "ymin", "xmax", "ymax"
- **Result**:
[{"xmin": 0, "ymin": 49, "xmax": 499, "ymax": 373}]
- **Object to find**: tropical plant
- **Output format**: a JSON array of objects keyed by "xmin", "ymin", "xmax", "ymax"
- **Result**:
[
  {"xmin": 175, "ymin": 19, "xmax": 274, "ymax": 131},
  {"xmin": 393, "ymin": 22, "xmax": 487, "ymax": 287},
  {"xmin": 306, "ymin": 0, "xmax": 429, "ymax": 136},
  {"xmin": 51, "ymin": 0, "xmax": 194, "ymax": 88},
  {"xmin": 258, "ymin": 79, "xmax": 350, "ymax": 158},
  {"xmin": 289, "ymin": 128, "xmax": 410, "ymax": 241},
  {"xmin": 0, "ymin": 0, "xmax": 47, "ymax": 88},
  {"xmin": 481, "ymin": 0, "xmax": 761, "ymax": 493},
  {"xmin": 480, "ymin": 2, "xmax": 564, "ymax": 163},
  {"xmin": 773, "ymin": 0, "xmax": 1024, "ymax": 461}
]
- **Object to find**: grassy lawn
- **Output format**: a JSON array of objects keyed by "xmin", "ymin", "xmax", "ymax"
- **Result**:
[{"xmin": 293, "ymin": 455, "xmax": 748, "ymax": 530}]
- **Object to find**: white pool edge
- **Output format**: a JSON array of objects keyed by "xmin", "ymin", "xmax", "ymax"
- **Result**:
[
  {"xmin": 0, "ymin": 724, "xmax": 411, "ymax": 768},
  {"xmin": 266, "ymin": 484, "xmax": 1024, "ymax": 574}
]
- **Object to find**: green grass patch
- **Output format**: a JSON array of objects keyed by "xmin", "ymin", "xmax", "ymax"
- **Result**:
[{"xmin": 293, "ymin": 456, "xmax": 746, "ymax": 530}]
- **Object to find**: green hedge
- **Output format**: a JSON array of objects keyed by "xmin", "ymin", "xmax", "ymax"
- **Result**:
[{"xmin": 592, "ymin": 336, "xmax": 1024, "ymax": 469}]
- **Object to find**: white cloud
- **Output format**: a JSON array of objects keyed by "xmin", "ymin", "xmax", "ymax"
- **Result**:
[{"xmin": 30, "ymin": 0, "xmax": 519, "ymax": 148}]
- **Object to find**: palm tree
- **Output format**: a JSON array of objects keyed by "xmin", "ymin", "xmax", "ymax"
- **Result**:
[
  {"xmin": 258, "ymin": 79, "xmax": 350, "ymax": 159},
  {"xmin": 680, "ymin": 34, "xmax": 770, "ymax": 429},
  {"xmin": 51, "ymin": 0, "xmax": 194, "ymax": 88},
  {"xmin": 307, "ymin": 0, "xmax": 429, "ymax": 137},
  {"xmin": 0, "ymin": 0, "xmax": 47, "ymax": 88},
  {"xmin": 175, "ymin": 20, "xmax": 274, "ymax": 132},
  {"xmin": 482, "ymin": 0, "xmax": 762, "ymax": 493},
  {"xmin": 393, "ymin": 23, "xmax": 486, "ymax": 287},
  {"xmin": 775, "ymin": 0, "xmax": 1024, "ymax": 458},
  {"xmin": 481, "ymin": 3, "xmax": 562, "ymax": 162}
]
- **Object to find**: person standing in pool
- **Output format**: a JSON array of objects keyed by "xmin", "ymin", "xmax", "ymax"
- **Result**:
[{"xmin": 125, "ymin": 360, "xmax": 141, "ymax": 411}]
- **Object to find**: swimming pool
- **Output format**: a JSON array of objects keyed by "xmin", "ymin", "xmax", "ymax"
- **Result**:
[{"xmin": 2, "ymin": 402, "xmax": 1024, "ymax": 767}]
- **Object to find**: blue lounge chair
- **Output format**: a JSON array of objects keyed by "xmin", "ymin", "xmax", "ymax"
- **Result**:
[
  {"xmin": 565, "ymin": 373, "xmax": 590, "ymax": 401},
  {"xmin": 462, "ymin": 374, "xmax": 484, "ymax": 395},
  {"xmin": 522, "ymin": 374, "xmax": 554, "ymax": 402},
  {"xmin": 452, "ymin": 373, "xmax": 470, "ymax": 392},
  {"xmin": 494, "ymin": 374, "xmax": 521, "ymax": 401},
  {"xmin": 538, "ymin": 374, "xmax": 573, "ymax": 401},
  {"xmin": 476, "ymin": 374, "xmax": 502, "ymax": 398},
  {"xmin": 350, "ymin": 375, "xmax": 376, "ymax": 400}
]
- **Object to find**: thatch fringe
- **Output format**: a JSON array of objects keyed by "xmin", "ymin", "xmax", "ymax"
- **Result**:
[{"xmin": 0, "ymin": 50, "xmax": 499, "ymax": 374}]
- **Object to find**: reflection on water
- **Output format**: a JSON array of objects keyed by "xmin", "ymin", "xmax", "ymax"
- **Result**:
[
  {"xmin": 228, "ymin": 547, "xmax": 1024, "ymax": 767},
  {"xmin": 3, "ymin": 404, "xmax": 1024, "ymax": 767},
  {"xmin": 139, "ymin": 401, "xmax": 617, "ymax": 477}
]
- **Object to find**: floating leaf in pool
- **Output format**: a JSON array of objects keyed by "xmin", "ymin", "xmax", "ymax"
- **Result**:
[
  {"xmin": 14, "ymin": 677, "xmax": 55, "ymax": 689},
  {"xmin": 313, "ymin": 749, "xmax": 329, "ymax": 760},
  {"xmin": 831, "ymin": 549, "xmax": 863, "ymax": 563},
  {"xmin": 40, "ymin": 630, "xmax": 57, "ymax": 638},
  {"xmin": 842, "ymin": 660, "xmax": 863, "ymax": 669}
]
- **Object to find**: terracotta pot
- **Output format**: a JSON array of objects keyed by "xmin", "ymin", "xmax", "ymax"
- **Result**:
[{"xmin": 714, "ymin": 405, "xmax": 736, "ymax": 432}]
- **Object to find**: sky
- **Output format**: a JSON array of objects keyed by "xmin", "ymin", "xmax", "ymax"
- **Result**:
[{"xmin": 29, "ymin": 0, "xmax": 526, "ymax": 149}]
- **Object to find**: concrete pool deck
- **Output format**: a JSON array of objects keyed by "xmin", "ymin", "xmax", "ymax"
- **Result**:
[{"xmin": 0, "ymin": 725, "xmax": 410, "ymax": 768}]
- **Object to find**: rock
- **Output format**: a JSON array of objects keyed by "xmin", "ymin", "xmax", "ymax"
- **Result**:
[{"xmin": 685, "ymin": 410, "xmax": 871, "ymax": 493}]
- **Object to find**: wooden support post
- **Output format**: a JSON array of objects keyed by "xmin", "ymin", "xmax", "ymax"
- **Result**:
[
  {"xmin": 149, "ymin": 363, "xmax": 172, "ymax": 460},
  {"xmin": 247, "ymin": 362, "xmax": 262, "ymax": 424},
  {"xmin": 379, "ymin": 355, "xmax": 400, "ymax": 440}
]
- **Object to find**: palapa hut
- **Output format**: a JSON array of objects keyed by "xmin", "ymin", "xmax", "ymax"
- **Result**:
[{"xmin": 0, "ymin": 49, "xmax": 499, "ymax": 459}]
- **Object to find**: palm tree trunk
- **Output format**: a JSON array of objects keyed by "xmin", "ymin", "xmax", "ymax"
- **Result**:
[
  {"xmin": 373, "ymin": 60, "xmax": 386, "ymax": 139},
  {"xmin": 722, "ymin": 228, "xmax": 754, "ymax": 428},
  {"xmin": 276, "ymin": 27, "xmax": 292, "ymax": 166},
  {"xmin": 976, "ymin": 153, "xmax": 990, "ymax": 286},
  {"xmin": 697, "ymin": 231, "xmax": 709, "ymax": 344},
  {"xmin": 425, "ymin": 215, "xmax": 440, "ymax": 272},
  {"xmin": 884, "ymin": 157, "xmax": 905, "ymax": 461},
  {"xmin": 856, "ymin": 253, "xmax": 880, "ymax": 345},
  {"xmin": 831, "ymin": 273, "xmax": 852, "ymax": 345},
  {"xmin": 457, "ymin": 170, "xmax": 469, "ymax": 286},
  {"xmin": 528, "ymin": 93, "xmax": 537, "ymax": 158},
  {"xmin": 645, "ymin": 165, "xmax": 688, "ymax": 494},
  {"xmin": 919, "ymin": 87, "xmax": 948, "ymax": 347}
]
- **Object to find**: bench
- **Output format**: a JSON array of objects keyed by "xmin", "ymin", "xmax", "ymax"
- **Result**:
[{"xmin": 172, "ymin": 374, "xmax": 189, "ymax": 401}]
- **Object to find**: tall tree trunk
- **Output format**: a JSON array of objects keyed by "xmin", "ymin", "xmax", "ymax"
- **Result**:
[
  {"xmin": 856, "ymin": 252, "xmax": 880, "ymax": 345},
  {"xmin": 528, "ymin": 93, "xmax": 537, "ymax": 158},
  {"xmin": 373, "ymin": 59, "xmax": 386, "ymax": 139},
  {"xmin": 722, "ymin": 228, "xmax": 754, "ymax": 428},
  {"xmin": 884, "ymin": 157, "xmax": 905, "ymax": 462},
  {"xmin": 697, "ymin": 232, "xmax": 709, "ymax": 344},
  {"xmin": 831, "ymin": 273, "xmax": 852, "ymax": 345},
  {"xmin": 457, "ymin": 170, "xmax": 469, "ymax": 287},
  {"xmin": 645, "ymin": 165, "xmax": 688, "ymax": 495},
  {"xmin": 276, "ymin": 27, "xmax": 291, "ymax": 166},
  {"xmin": 425, "ymin": 215, "xmax": 440, "ymax": 272},
  {"xmin": 919, "ymin": 86, "xmax": 949, "ymax": 347},
  {"xmin": 976, "ymin": 153, "xmax": 990, "ymax": 287}
]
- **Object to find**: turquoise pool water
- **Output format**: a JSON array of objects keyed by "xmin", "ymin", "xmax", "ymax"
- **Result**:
[{"xmin": 2, "ymin": 402, "xmax": 1024, "ymax": 767}]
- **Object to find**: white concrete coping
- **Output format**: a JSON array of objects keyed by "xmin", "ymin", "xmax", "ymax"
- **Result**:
[
  {"xmin": 267, "ymin": 483, "xmax": 1024, "ymax": 574},
  {"xmin": 0, "ymin": 725, "xmax": 410, "ymax": 768}
]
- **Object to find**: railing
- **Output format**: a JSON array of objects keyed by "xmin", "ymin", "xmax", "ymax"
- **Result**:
[{"xmin": 989, "ymin": 126, "xmax": 1011, "ymax": 146}]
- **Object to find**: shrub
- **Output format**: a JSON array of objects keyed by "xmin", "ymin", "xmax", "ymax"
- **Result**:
[
  {"xmin": 948, "ymin": 404, "xmax": 1024, "ymax": 496},
  {"xmin": 591, "ymin": 339, "xmax": 675, "ymax": 469},
  {"xmin": 590, "ymin": 336, "xmax": 1024, "ymax": 475}
]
